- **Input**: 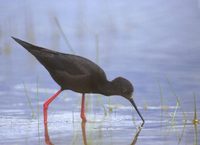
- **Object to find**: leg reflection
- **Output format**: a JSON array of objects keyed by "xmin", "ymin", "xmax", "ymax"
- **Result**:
[
  {"xmin": 44, "ymin": 123, "xmax": 54, "ymax": 145},
  {"xmin": 44, "ymin": 120, "xmax": 144, "ymax": 145},
  {"xmin": 81, "ymin": 121, "xmax": 88, "ymax": 145}
]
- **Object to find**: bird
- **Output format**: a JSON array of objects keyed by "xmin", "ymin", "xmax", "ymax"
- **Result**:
[{"xmin": 12, "ymin": 37, "xmax": 144, "ymax": 125}]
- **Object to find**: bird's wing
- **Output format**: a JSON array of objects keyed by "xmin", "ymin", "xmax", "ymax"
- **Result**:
[
  {"xmin": 12, "ymin": 37, "xmax": 105, "ymax": 77},
  {"xmin": 36, "ymin": 53, "xmax": 90, "ymax": 76},
  {"xmin": 13, "ymin": 37, "xmax": 88, "ymax": 74},
  {"xmin": 54, "ymin": 70, "xmax": 90, "ymax": 82},
  {"xmin": 52, "ymin": 70, "xmax": 93, "ymax": 92}
]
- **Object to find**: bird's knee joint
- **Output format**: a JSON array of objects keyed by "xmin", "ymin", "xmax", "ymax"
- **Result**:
[{"xmin": 43, "ymin": 104, "xmax": 48, "ymax": 110}]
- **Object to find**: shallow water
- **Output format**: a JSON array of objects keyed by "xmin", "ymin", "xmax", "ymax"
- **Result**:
[
  {"xmin": 0, "ymin": 0, "xmax": 200, "ymax": 145},
  {"xmin": 0, "ymin": 84, "xmax": 199, "ymax": 145},
  {"xmin": 0, "ymin": 98, "xmax": 199, "ymax": 145}
]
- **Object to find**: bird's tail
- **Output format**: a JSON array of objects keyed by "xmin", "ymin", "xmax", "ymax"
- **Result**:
[{"xmin": 11, "ymin": 37, "xmax": 43, "ymax": 53}]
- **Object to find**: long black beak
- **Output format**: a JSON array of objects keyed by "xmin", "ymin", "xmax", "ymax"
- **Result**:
[{"xmin": 129, "ymin": 98, "xmax": 145, "ymax": 123}]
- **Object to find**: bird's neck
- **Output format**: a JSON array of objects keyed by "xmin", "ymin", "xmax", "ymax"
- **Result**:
[{"xmin": 98, "ymin": 81, "xmax": 119, "ymax": 96}]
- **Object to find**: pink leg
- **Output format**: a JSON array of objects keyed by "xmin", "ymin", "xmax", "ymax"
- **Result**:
[
  {"xmin": 43, "ymin": 89, "xmax": 62, "ymax": 125},
  {"xmin": 80, "ymin": 93, "xmax": 87, "ymax": 122}
]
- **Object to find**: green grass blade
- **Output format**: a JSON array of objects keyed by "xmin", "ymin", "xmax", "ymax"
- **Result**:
[{"xmin": 23, "ymin": 82, "xmax": 35, "ymax": 119}]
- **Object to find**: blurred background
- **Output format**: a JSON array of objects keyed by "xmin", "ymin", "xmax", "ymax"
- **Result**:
[
  {"xmin": 1, "ymin": 0, "xmax": 200, "ymax": 107},
  {"xmin": 0, "ymin": 0, "xmax": 200, "ymax": 145}
]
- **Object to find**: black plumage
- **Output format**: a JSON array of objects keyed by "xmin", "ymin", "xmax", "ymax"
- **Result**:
[{"xmin": 12, "ymin": 37, "xmax": 144, "ymax": 124}]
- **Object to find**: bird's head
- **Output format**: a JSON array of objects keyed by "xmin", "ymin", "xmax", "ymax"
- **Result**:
[
  {"xmin": 111, "ymin": 77, "xmax": 134, "ymax": 100},
  {"xmin": 111, "ymin": 77, "xmax": 145, "ymax": 124}
]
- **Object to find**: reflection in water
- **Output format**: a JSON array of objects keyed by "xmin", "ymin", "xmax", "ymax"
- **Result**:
[
  {"xmin": 177, "ymin": 120, "xmax": 187, "ymax": 145},
  {"xmin": 81, "ymin": 122, "xmax": 87, "ymax": 145},
  {"xmin": 130, "ymin": 122, "xmax": 144, "ymax": 145},
  {"xmin": 81, "ymin": 121, "xmax": 144, "ymax": 145},
  {"xmin": 44, "ymin": 124, "xmax": 54, "ymax": 145},
  {"xmin": 194, "ymin": 124, "xmax": 198, "ymax": 145},
  {"xmin": 44, "ymin": 122, "xmax": 144, "ymax": 145}
]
